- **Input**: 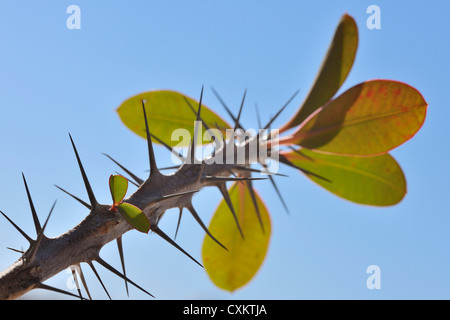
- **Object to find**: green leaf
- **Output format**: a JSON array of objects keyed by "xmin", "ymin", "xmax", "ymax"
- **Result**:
[
  {"xmin": 117, "ymin": 90, "xmax": 230, "ymax": 147},
  {"xmin": 284, "ymin": 80, "xmax": 428, "ymax": 156},
  {"xmin": 109, "ymin": 174, "xmax": 128, "ymax": 206},
  {"xmin": 280, "ymin": 14, "xmax": 358, "ymax": 131},
  {"xmin": 283, "ymin": 149, "xmax": 406, "ymax": 206},
  {"xmin": 202, "ymin": 182, "xmax": 271, "ymax": 292},
  {"xmin": 117, "ymin": 203, "xmax": 150, "ymax": 233}
]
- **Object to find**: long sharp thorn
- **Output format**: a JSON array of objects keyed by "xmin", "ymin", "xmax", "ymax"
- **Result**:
[
  {"xmin": 0, "ymin": 210, "xmax": 33, "ymax": 244},
  {"xmin": 36, "ymin": 283, "xmax": 86, "ymax": 300},
  {"xmin": 263, "ymin": 89, "xmax": 300, "ymax": 130},
  {"xmin": 116, "ymin": 236, "xmax": 129, "ymax": 297},
  {"xmin": 174, "ymin": 207, "xmax": 183, "ymax": 240},
  {"xmin": 196, "ymin": 85, "xmax": 204, "ymax": 121},
  {"xmin": 28, "ymin": 200, "xmax": 56, "ymax": 262},
  {"xmin": 268, "ymin": 175, "xmax": 290, "ymax": 215},
  {"xmin": 206, "ymin": 176, "xmax": 267, "ymax": 182},
  {"xmin": 278, "ymin": 154, "xmax": 331, "ymax": 182},
  {"xmin": 187, "ymin": 205, "xmax": 228, "ymax": 251},
  {"xmin": 7, "ymin": 247, "xmax": 25, "ymax": 254},
  {"xmin": 69, "ymin": 134, "xmax": 98, "ymax": 209},
  {"xmin": 150, "ymin": 133, "xmax": 184, "ymax": 160},
  {"xmin": 211, "ymin": 87, "xmax": 244, "ymax": 130},
  {"xmin": 54, "ymin": 185, "xmax": 91, "ymax": 210},
  {"xmin": 88, "ymin": 261, "xmax": 111, "ymax": 300},
  {"xmin": 185, "ymin": 140, "xmax": 196, "ymax": 165},
  {"xmin": 233, "ymin": 166, "xmax": 287, "ymax": 177},
  {"xmin": 197, "ymin": 161, "xmax": 206, "ymax": 182},
  {"xmin": 75, "ymin": 264, "xmax": 92, "ymax": 300},
  {"xmin": 151, "ymin": 225, "xmax": 203, "ymax": 268},
  {"xmin": 217, "ymin": 183, "xmax": 244, "ymax": 239},
  {"xmin": 22, "ymin": 173, "xmax": 41, "ymax": 235},
  {"xmin": 191, "ymin": 86, "xmax": 204, "ymax": 164},
  {"xmin": 225, "ymin": 167, "xmax": 237, "ymax": 178},
  {"xmin": 102, "ymin": 153, "xmax": 144, "ymax": 185},
  {"xmin": 183, "ymin": 96, "xmax": 211, "ymax": 131},
  {"xmin": 115, "ymin": 173, "xmax": 140, "ymax": 188},
  {"xmin": 160, "ymin": 189, "xmax": 199, "ymax": 201},
  {"xmin": 245, "ymin": 180, "xmax": 265, "ymax": 233},
  {"xmin": 159, "ymin": 165, "xmax": 181, "ymax": 171},
  {"xmin": 288, "ymin": 146, "xmax": 315, "ymax": 161},
  {"xmin": 70, "ymin": 267, "xmax": 83, "ymax": 300},
  {"xmin": 141, "ymin": 100, "xmax": 159, "ymax": 176},
  {"xmin": 96, "ymin": 256, "xmax": 155, "ymax": 298},
  {"xmin": 234, "ymin": 89, "xmax": 247, "ymax": 131},
  {"xmin": 255, "ymin": 103, "xmax": 262, "ymax": 129}
]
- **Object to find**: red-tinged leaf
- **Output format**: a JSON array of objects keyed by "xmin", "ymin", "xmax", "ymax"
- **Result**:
[
  {"xmin": 117, "ymin": 203, "xmax": 150, "ymax": 233},
  {"xmin": 202, "ymin": 182, "xmax": 271, "ymax": 292},
  {"xmin": 282, "ymin": 80, "xmax": 428, "ymax": 156},
  {"xmin": 109, "ymin": 174, "xmax": 128, "ymax": 206},
  {"xmin": 280, "ymin": 14, "xmax": 358, "ymax": 132},
  {"xmin": 283, "ymin": 149, "xmax": 406, "ymax": 206}
]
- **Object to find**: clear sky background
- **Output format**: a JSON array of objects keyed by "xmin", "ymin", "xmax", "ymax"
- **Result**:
[{"xmin": 0, "ymin": 0, "xmax": 449, "ymax": 300}]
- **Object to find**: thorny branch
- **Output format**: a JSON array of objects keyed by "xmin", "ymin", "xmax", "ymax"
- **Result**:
[{"xmin": 0, "ymin": 89, "xmax": 308, "ymax": 300}]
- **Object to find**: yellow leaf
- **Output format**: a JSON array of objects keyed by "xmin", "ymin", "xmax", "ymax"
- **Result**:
[{"xmin": 202, "ymin": 182, "xmax": 271, "ymax": 292}]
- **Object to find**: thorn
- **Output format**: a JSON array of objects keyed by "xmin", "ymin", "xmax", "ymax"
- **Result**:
[
  {"xmin": 212, "ymin": 121, "xmax": 229, "ymax": 137},
  {"xmin": 0, "ymin": 210, "xmax": 33, "ymax": 243},
  {"xmin": 102, "ymin": 153, "xmax": 144, "ymax": 185},
  {"xmin": 288, "ymin": 146, "xmax": 315, "ymax": 161},
  {"xmin": 197, "ymin": 161, "xmax": 206, "ymax": 183},
  {"xmin": 141, "ymin": 100, "xmax": 160, "ymax": 177},
  {"xmin": 174, "ymin": 207, "xmax": 183, "ymax": 240},
  {"xmin": 88, "ymin": 261, "xmax": 111, "ymax": 300},
  {"xmin": 95, "ymin": 256, "xmax": 155, "ymax": 298},
  {"xmin": 211, "ymin": 87, "xmax": 245, "ymax": 130},
  {"xmin": 206, "ymin": 176, "xmax": 267, "ymax": 183},
  {"xmin": 234, "ymin": 89, "xmax": 247, "ymax": 131},
  {"xmin": 278, "ymin": 154, "xmax": 331, "ymax": 182},
  {"xmin": 217, "ymin": 183, "xmax": 244, "ymax": 239},
  {"xmin": 197, "ymin": 85, "xmax": 204, "ymax": 122},
  {"xmin": 28, "ymin": 200, "xmax": 56, "ymax": 262},
  {"xmin": 149, "ymin": 133, "xmax": 184, "ymax": 161},
  {"xmin": 75, "ymin": 264, "xmax": 92, "ymax": 300},
  {"xmin": 22, "ymin": 173, "xmax": 41, "ymax": 236},
  {"xmin": 54, "ymin": 185, "xmax": 91, "ymax": 210},
  {"xmin": 159, "ymin": 189, "xmax": 199, "ymax": 201},
  {"xmin": 255, "ymin": 103, "xmax": 262, "ymax": 129},
  {"xmin": 245, "ymin": 180, "xmax": 265, "ymax": 233},
  {"xmin": 183, "ymin": 96, "xmax": 211, "ymax": 131},
  {"xmin": 69, "ymin": 134, "xmax": 99, "ymax": 209},
  {"xmin": 190, "ymin": 86, "xmax": 204, "ymax": 164},
  {"xmin": 159, "ymin": 165, "xmax": 182, "ymax": 171},
  {"xmin": 70, "ymin": 267, "xmax": 83, "ymax": 300},
  {"xmin": 225, "ymin": 167, "xmax": 237, "ymax": 178},
  {"xmin": 116, "ymin": 236, "xmax": 129, "ymax": 297},
  {"xmin": 232, "ymin": 165, "xmax": 287, "ymax": 177},
  {"xmin": 187, "ymin": 205, "xmax": 228, "ymax": 251},
  {"xmin": 268, "ymin": 175, "xmax": 290, "ymax": 215},
  {"xmin": 151, "ymin": 225, "xmax": 203, "ymax": 268},
  {"xmin": 263, "ymin": 89, "xmax": 300, "ymax": 130},
  {"xmin": 36, "ymin": 283, "xmax": 87, "ymax": 300},
  {"xmin": 6, "ymin": 247, "xmax": 25, "ymax": 254},
  {"xmin": 184, "ymin": 140, "xmax": 197, "ymax": 165},
  {"xmin": 115, "ymin": 172, "xmax": 140, "ymax": 188}
]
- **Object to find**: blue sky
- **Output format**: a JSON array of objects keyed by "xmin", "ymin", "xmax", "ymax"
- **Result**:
[{"xmin": 0, "ymin": 0, "xmax": 449, "ymax": 300}]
